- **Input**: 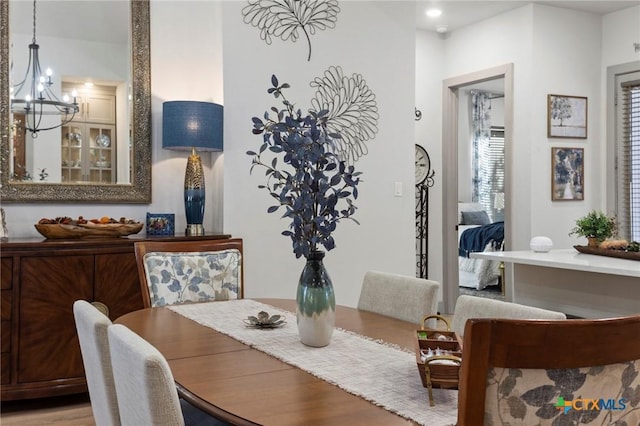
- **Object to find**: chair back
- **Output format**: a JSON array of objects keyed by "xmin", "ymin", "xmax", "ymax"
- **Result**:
[
  {"xmin": 73, "ymin": 300, "xmax": 121, "ymax": 426},
  {"xmin": 450, "ymin": 295, "xmax": 566, "ymax": 336},
  {"xmin": 108, "ymin": 324, "xmax": 185, "ymax": 426},
  {"xmin": 458, "ymin": 315, "xmax": 640, "ymax": 426},
  {"xmin": 357, "ymin": 270, "xmax": 439, "ymax": 324},
  {"xmin": 134, "ymin": 238, "xmax": 243, "ymax": 308}
]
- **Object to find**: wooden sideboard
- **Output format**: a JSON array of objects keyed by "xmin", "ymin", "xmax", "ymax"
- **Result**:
[{"xmin": 0, "ymin": 233, "xmax": 232, "ymax": 401}]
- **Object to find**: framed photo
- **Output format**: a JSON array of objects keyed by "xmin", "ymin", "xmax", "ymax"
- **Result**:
[
  {"xmin": 547, "ymin": 94, "xmax": 587, "ymax": 139},
  {"xmin": 146, "ymin": 213, "xmax": 175, "ymax": 236},
  {"xmin": 552, "ymin": 147, "xmax": 584, "ymax": 201}
]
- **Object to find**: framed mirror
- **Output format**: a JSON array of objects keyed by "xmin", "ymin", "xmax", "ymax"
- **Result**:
[{"xmin": 0, "ymin": 0, "xmax": 151, "ymax": 203}]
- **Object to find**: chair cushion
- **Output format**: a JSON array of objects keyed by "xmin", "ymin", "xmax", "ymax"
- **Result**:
[
  {"xmin": 451, "ymin": 295, "xmax": 566, "ymax": 336},
  {"xmin": 484, "ymin": 360, "xmax": 640, "ymax": 425},
  {"xmin": 143, "ymin": 249, "xmax": 241, "ymax": 307}
]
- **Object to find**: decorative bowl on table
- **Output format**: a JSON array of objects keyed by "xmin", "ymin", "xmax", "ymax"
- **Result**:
[
  {"xmin": 35, "ymin": 216, "xmax": 143, "ymax": 239},
  {"xmin": 243, "ymin": 311, "xmax": 287, "ymax": 328}
]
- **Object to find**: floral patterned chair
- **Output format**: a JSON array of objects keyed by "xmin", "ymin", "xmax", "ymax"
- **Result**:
[
  {"xmin": 457, "ymin": 315, "xmax": 640, "ymax": 426},
  {"xmin": 134, "ymin": 238, "xmax": 243, "ymax": 308}
]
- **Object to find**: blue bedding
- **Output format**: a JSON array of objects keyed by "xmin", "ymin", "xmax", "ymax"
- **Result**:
[{"xmin": 459, "ymin": 221, "xmax": 504, "ymax": 258}]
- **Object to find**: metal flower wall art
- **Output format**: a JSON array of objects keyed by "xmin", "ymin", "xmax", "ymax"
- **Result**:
[
  {"xmin": 310, "ymin": 66, "xmax": 379, "ymax": 163},
  {"xmin": 242, "ymin": 0, "xmax": 340, "ymax": 61}
]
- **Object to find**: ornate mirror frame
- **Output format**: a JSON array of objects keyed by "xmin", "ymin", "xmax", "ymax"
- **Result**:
[{"xmin": 0, "ymin": 0, "xmax": 151, "ymax": 203}]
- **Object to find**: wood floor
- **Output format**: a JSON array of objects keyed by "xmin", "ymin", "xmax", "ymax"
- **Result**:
[{"xmin": 0, "ymin": 393, "xmax": 94, "ymax": 426}]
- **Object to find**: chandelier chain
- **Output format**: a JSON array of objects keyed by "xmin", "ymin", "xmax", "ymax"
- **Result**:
[{"xmin": 31, "ymin": 0, "xmax": 36, "ymax": 44}]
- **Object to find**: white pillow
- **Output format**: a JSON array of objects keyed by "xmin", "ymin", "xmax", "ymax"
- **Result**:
[{"xmin": 457, "ymin": 202, "xmax": 484, "ymax": 224}]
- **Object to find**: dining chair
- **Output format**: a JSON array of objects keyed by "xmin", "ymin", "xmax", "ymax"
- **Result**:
[
  {"xmin": 134, "ymin": 238, "xmax": 244, "ymax": 308},
  {"xmin": 357, "ymin": 270, "xmax": 439, "ymax": 324},
  {"xmin": 72, "ymin": 300, "xmax": 121, "ymax": 426},
  {"xmin": 108, "ymin": 323, "xmax": 229, "ymax": 426},
  {"xmin": 457, "ymin": 315, "xmax": 640, "ymax": 426},
  {"xmin": 449, "ymin": 294, "xmax": 566, "ymax": 337}
]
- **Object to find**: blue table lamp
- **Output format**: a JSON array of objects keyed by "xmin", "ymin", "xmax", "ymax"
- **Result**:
[{"xmin": 162, "ymin": 101, "xmax": 223, "ymax": 235}]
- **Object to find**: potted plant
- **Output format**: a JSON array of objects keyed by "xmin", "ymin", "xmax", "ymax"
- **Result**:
[
  {"xmin": 569, "ymin": 210, "xmax": 616, "ymax": 247},
  {"xmin": 247, "ymin": 75, "xmax": 362, "ymax": 347}
]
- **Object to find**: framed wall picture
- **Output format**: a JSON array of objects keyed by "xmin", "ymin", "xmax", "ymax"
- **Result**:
[
  {"xmin": 547, "ymin": 94, "xmax": 588, "ymax": 139},
  {"xmin": 552, "ymin": 147, "xmax": 584, "ymax": 201}
]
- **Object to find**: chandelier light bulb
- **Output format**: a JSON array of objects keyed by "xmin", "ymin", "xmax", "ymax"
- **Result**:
[
  {"xmin": 25, "ymin": 94, "xmax": 32, "ymax": 103},
  {"xmin": 46, "ymin": 67, "xmax": 52, "ymax": 77},
  {"xmin": 62, "ymin": 93, "xmax": 70, "ymax": 102}
]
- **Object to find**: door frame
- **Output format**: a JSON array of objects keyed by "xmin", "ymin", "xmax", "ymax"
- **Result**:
[{"xmin": 441, "ymin": 63, "xmax": 514, "ymax": 314}]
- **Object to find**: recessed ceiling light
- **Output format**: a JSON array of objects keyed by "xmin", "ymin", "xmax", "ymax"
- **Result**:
[{"xmin": 426, "ymin": 8, "xmax": 442, "ymax": 18}]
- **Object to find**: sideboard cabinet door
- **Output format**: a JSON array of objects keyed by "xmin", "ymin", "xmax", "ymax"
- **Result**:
[
  {"xmin": 18, "ymin": 255, "xmax": 93, "ymax": 383},
  {"xmin": 95, "ymin": 253, "xmax": 142, "ymax": 320}
]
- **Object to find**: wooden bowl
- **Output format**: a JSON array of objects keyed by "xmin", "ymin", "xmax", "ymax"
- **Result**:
[{"xmin": 35, "ymin": 222, "xmax": 143, "ymax": 239}]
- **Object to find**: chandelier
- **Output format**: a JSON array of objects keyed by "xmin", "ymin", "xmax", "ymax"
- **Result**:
[{"xmin": 10, "ymin": 0, "xmax": 78, "ymax": 137}]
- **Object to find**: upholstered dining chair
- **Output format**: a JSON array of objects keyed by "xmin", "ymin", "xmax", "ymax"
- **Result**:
[
  {"xmin": 357, "ymin": 270, "xmax": 439, "ymax": 324},
  {"xmin": 457, "ymin": 315, "xmax": 640, "ymax": 426},
  {"xmin": 108, "ymin": 324, "xmax": 229, "ymax": 426},
  {"xmin": 134, "ymin": 238, "xmax": 244, "ymax": 308},
  {"xmin": 450, "ymin": 294, "xmax": 566, "ymax": 337},
  {"xmin": 73, "ymin": 300, "xmax": 121, "ymax": 426}
]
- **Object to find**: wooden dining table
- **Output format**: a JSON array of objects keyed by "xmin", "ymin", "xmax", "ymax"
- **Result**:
[{"xmin": 115, "ymin": 298, "xmax": 436, "ymax": 425}]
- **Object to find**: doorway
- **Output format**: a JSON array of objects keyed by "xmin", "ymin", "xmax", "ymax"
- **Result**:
[{"xmin": 441, "ymin": 64, "xmax": 514, "ymax": 314}]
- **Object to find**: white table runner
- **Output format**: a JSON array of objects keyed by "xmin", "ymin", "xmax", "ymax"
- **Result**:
[{"xmin": 168, "ymin": 299, "xmax": 458, "ymax": 426}]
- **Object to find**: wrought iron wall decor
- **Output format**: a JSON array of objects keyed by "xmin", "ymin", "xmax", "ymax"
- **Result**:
[
  {"xmin": 416, "ymin": 149, "xmax": 435, "ymax": 278},
  {"xmin": 242, "ymin": 0, "xmax": 340, "ymax": 61},
  {"xmin": 310, "ymin": 65, "xmax": 378, "ymax": 164}
]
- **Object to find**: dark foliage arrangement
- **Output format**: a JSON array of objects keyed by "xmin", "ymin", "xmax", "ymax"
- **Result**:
[{"xmin": 248, "ymin": 75, "xmax": 362, "ymax": 259}]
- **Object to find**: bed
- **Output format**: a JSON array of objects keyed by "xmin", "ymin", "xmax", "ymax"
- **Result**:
[{"xmin": 457, "ymin": 203, "xmax": 504, "ymax": 290}]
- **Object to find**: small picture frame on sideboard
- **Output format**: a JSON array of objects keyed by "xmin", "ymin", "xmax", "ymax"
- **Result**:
[{"xmin": 146, "ymin": 213, "xmax": 175, "ymax": 236}]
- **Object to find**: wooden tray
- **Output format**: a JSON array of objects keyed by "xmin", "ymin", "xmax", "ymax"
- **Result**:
[
  {"xmin": 35, "ymin": 222, "xmax": 143, "ymax": 239},
  {"xmin": 414, "ymin": 315, "xmax": 462, "ymax": 406},
  {"xmin": 574, "ymin": 245, "xmax": 640, "ymax": 261}
]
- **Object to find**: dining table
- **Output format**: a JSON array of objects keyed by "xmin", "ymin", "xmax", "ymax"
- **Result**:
[{"xmin": 115, "ymin": 298, "xmax": 458, "ymax": 426}]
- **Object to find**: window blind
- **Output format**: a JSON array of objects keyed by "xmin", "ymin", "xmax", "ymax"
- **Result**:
[
  {"xmin": 619, "ymin": 79, "xmax": 640, "ymax": 241},
  {"xmin": 475, "ymin": 126, "xmax": 505, "ymax": 222}
]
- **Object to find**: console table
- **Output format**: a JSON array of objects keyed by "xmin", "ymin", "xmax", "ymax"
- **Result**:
[
  {"xmin": 471, "ymin": 249, "xmax": 640, "ymax": 318},
  {"xmin": 0, "ymin": 233, "xmax": 232, "ymax": 401}
]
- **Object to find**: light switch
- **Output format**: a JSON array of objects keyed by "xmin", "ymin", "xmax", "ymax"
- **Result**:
[{"xmin": 394, "ymin": 181, "xmax": 403, "ymax": 197}]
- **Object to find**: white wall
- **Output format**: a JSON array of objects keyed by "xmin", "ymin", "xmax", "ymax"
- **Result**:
[
  {"xmin": 222, "ymin": 1, "xmax": 417, "ymax": 307},
  {"xmin": 415, "ymin": 30, "xmax": 444, "ymax": 286}
]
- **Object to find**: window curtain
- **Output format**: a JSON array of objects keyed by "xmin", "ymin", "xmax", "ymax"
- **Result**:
[{"xmin": 471, "ymin": 91, "xmax": 504, "ymax": 222}]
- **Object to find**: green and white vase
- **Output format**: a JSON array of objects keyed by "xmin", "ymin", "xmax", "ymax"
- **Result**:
[{"xmin": 296, "ymin": 250, "xmax": 335, "ymax": 347}]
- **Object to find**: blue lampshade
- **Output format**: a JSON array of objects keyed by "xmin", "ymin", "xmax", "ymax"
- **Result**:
[{"xmin": 162, "ymin": 101, "xmax": 223, "ymax": 151}]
